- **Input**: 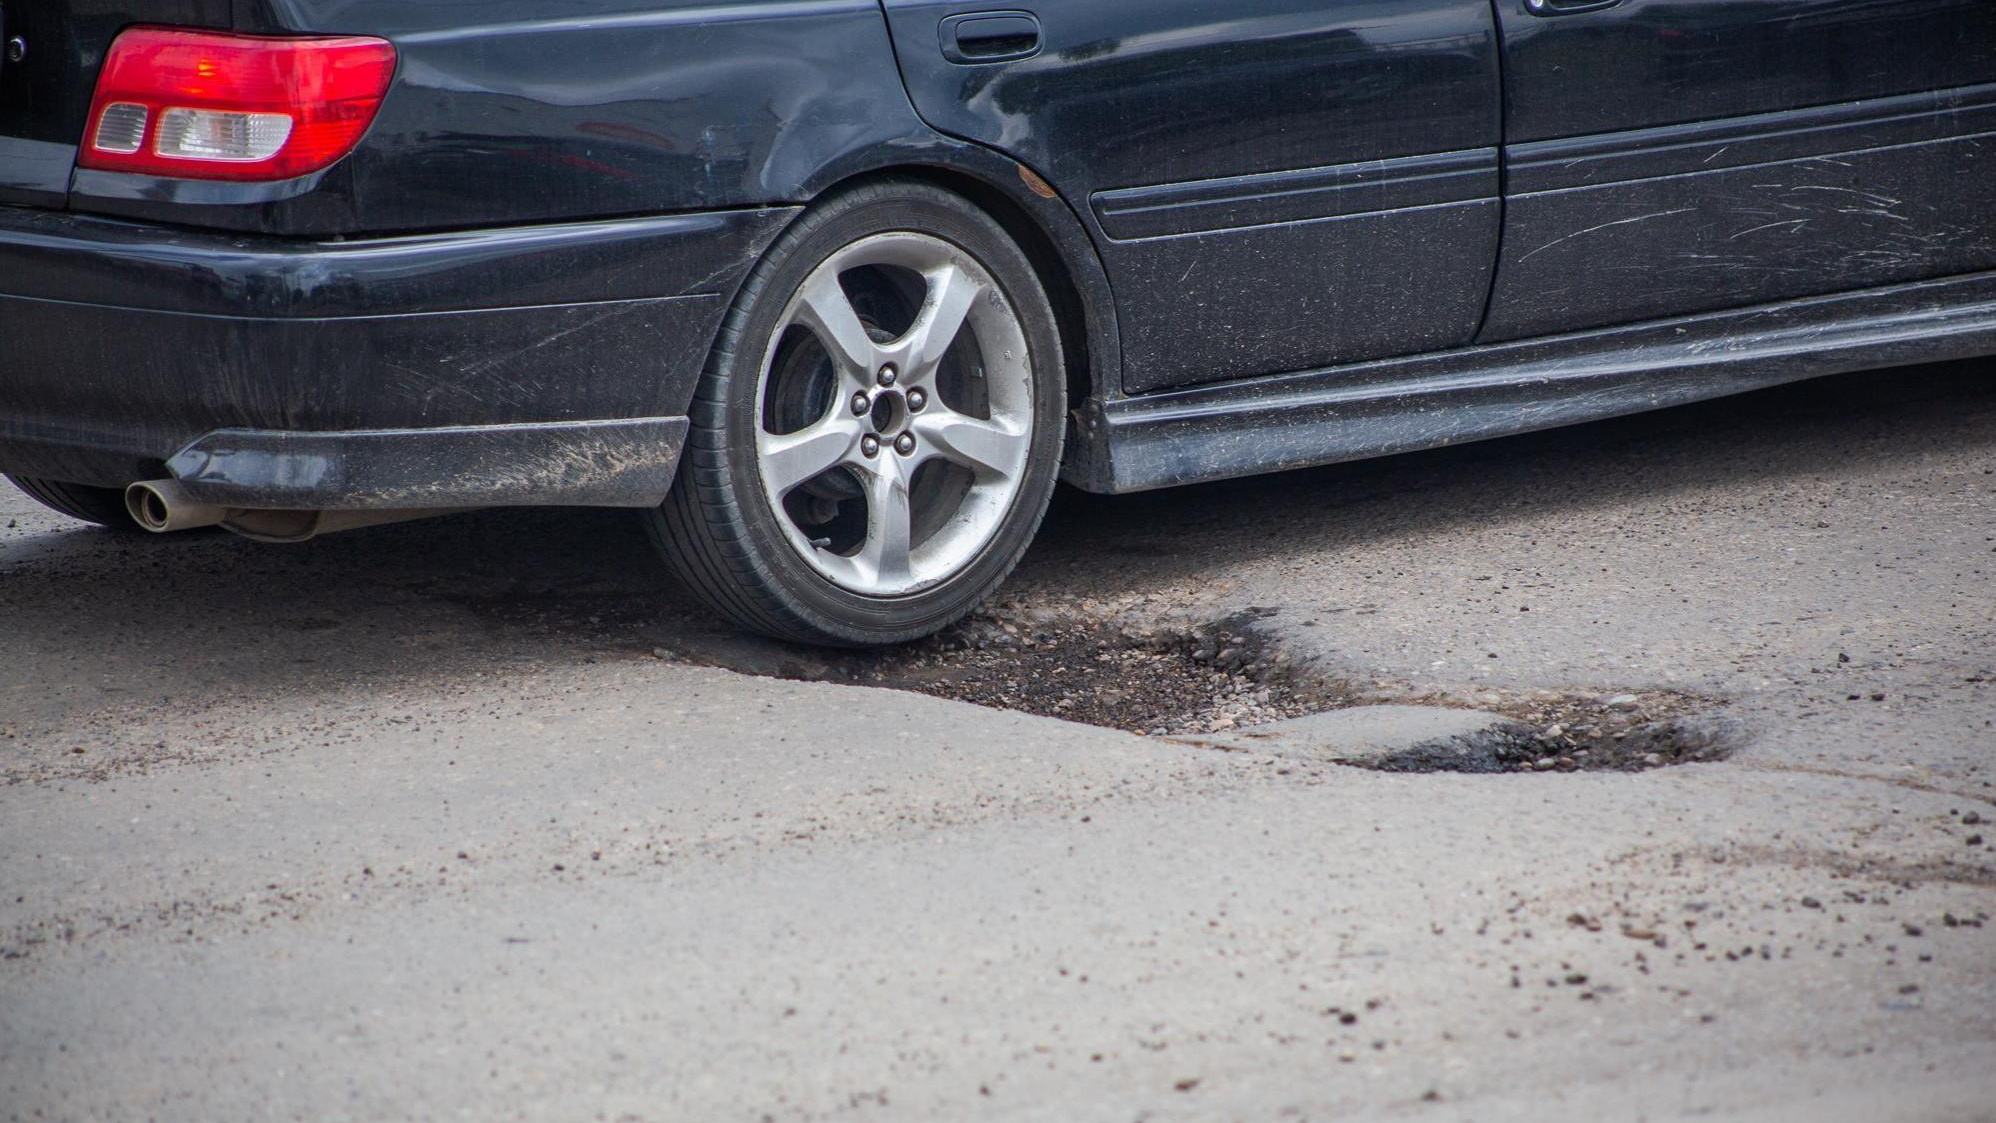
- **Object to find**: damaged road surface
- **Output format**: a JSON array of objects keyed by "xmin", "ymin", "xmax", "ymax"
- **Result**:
[{"xmin": 2, "ymin": 367, "xmax": 1995, "ymax": 1122}]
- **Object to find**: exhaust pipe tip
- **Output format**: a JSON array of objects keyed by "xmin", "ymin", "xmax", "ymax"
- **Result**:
[
  {"xmin": 122, "ymin": 481, "xmax": 470, "ymax": 539},
  {"xmin": 125, "ymin": 480, "xmax": 227, "ymax": 533},
  {"xmin": 124, "ymin": 482, "xmax": 169, "ymax": 530}
]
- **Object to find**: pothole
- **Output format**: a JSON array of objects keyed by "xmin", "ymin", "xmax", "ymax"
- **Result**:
[
  {"xmin": 652, "ymin": 606, "xmax": 1741, "ymax": 774},
  {"xmin": 835, "ymin": 609, "xmax": 1347, "ymax": 735}
]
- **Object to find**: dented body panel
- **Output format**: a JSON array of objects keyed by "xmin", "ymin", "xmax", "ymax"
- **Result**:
[{"xmin": 70, "ymin": 0, "xmax": 949, "ymax": 235}]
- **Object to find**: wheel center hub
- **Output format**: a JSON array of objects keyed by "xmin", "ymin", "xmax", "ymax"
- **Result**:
[{"xmin": 868, "ymin": 389, "xmax": 905, "ymax": 435}]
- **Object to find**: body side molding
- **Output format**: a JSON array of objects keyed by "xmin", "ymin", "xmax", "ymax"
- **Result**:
[
  {"xmin": 1508, "ymin": 81, "xmax": 1996, "ymax": 194},
  {"xmin": 1092, "ymin": 147, "xmax": 1500, "ymax": 241}
]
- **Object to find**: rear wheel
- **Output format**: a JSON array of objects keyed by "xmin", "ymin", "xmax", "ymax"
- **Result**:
[
  {"xmin": 5, "ymin": 475, "xmax": 140, "ymax": 530},
  {"xmin": 647, "ymin": 180, "xmax": 1065, "ymax": 646}
]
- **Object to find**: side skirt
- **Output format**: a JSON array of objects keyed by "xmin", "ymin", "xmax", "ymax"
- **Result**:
[{"xmin": 1074, "ymin": 269, "xmax": 1996, "ymax": 494}]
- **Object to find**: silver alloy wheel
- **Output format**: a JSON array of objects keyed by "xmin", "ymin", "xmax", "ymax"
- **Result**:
[{"xmin": 752, "ymin": 231, "xmax": 1035, "ymax": 597}]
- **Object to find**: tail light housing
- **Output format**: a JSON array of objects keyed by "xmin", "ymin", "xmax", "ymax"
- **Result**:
[{"xmin": 78, "ymin": 27, "xmax": 396, "ymax": 182}]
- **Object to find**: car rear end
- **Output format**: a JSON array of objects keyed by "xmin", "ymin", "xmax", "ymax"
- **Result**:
[{"xmin": 0, "ymin": 1, "xmax": 793, "ymax": 526}]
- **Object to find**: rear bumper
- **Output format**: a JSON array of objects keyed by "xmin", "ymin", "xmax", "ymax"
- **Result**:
[{"xmin": 0, "ymin": 204, "xmax": 795, "ymax": 505}]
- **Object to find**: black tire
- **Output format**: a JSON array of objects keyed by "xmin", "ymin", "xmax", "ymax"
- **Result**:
[
  {"xmin": 646, "ymin": 179, "xmax": 1066, "ymax": 646},
  {"xmin": 6, "ymin": 475, "xmax": 140, "ymax": 530}
]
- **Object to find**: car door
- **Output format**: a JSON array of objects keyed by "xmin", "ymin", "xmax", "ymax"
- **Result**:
[
  {"xmin": 1481, "ymin": 0, "xmax": 1996, "ymax": 343},
  {"xmin": 881, "ymin": 0, "xmax": 1504, "ymax": 394}
]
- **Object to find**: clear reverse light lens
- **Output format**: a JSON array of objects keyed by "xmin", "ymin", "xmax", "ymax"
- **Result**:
[
  {"xmin": 91, "ymin": 102, "xmax": 149, "ymax": 153},
  {"xmin": 154, "ymin": 107, "xmax": 293, "ymax": 162}
]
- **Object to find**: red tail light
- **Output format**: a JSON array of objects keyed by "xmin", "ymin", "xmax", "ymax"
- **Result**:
[{"xmin": 78, "ymin": 27, "xmax": 396, "ymax": 182}]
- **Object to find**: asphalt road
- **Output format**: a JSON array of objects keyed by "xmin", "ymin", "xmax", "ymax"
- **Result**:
[{"xmin": 2, "ymin": 363, "xmax": 1993, "ymax": 1122}]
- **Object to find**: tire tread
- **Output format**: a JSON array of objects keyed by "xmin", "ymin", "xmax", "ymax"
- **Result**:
[{"xmin": 5, "ymin": 475, "xmax": 138, "ymax": 530}]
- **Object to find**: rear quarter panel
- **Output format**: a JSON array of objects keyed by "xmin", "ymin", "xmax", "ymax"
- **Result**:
[{"xmin": 76, "ymin": 0, "xmax": 941, "ymax": 233}]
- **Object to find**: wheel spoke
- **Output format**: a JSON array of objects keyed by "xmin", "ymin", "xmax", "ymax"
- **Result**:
[
  {"xmin": 856, "ymin": 461, "xmax": 914, "ymax": 586},
  {"xmin": 752, "ymin": 230, "xmax": 1037, "ymax": 600},
  {"xmin": 793, "ymin": 272, "xmax": 878, "ymax": 376},
  {"xmin": 895, "ymin": 263, "xmax": 985, "ymax": 379},
  {"xmin": 914, "ymin": 410, "xmax": 1028, "ymax": 481},
  {"xmin": 757, "ymin": 416, "xmax": 861, "ymax": 495}
]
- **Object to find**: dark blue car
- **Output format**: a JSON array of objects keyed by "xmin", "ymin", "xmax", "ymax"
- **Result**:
[{"xmin": 3, "ymin": 1, "xmax": 1993, "ymax": 643}]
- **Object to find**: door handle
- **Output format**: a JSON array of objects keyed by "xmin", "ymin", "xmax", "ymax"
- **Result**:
[
  {"xmin": 1524, "ymin": 0, "xmax": 1622, "ymax": 14},
  {"xmin": 940, "ymin": 11, "xmax": 1042, "ymax": 64}
]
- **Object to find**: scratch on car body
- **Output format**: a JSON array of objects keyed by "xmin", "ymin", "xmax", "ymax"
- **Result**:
[
  {"xmin": 1517, "ymin": 209, "xmax": 1696, "ymax": 263},
  {"xmin": 1729, "ymin": 218, "xmax": 1811, "ymax": 240}
]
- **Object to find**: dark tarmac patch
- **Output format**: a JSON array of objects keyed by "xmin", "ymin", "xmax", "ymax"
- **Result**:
[
  {"xmin": 1345, "ymin": 709, "xmax": 1743, "ymax": 775},
  {"xmin": 646, "ymin": 606, "xmax": 1742, "ymax": 773},
  {"xmin": 828, "ymin": 609, "xmax": 1349, "ymax": 737},
  {"xmin": 644, "ymin": 608, "xmax": 1341, "ymax": 737}
]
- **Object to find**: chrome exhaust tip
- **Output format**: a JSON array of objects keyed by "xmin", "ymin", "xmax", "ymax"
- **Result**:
[
  {"xmin": 125, "ymin": 480, "xmax": 227, "ymax": 533},
  {"xmin": 124, "ymin": 480, "xmax": 470, "ymax": 540},
  {"xmin": 124, "ymin": 481, "xmax": 472, "ymax": 540}
]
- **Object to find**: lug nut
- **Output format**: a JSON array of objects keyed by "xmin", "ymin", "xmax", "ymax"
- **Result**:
[
  {"xmin": 850, "ymin": 390, "xmax": 870, "ymax": 416},
  {"xmin": 877, "ymin": 364, "xmax": 898, "ymax": 387},
  {"xmin": 907, "ymin": 388, "xmax": 927, "ymax": 413},
  {"xmin": 861, "ymin": 434, "xmax": 881, "ymax": 458},
  {"xmin": 894, "ymin": 432, "xmax": 917, "ymax": 456}
]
